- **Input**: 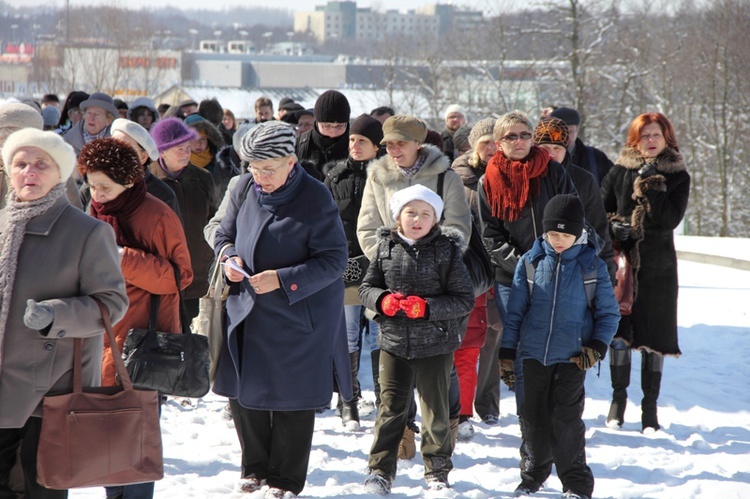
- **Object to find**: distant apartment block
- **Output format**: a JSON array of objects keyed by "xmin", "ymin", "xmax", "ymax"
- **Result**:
[{"xmin": 294, "ymin": 1, "xmax": 483, "ymax": 43}]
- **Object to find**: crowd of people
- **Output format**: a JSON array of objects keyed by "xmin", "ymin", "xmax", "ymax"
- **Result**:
[{"xmin": 0, "ymin": 89, "xmax": 690, "ymax": 499}]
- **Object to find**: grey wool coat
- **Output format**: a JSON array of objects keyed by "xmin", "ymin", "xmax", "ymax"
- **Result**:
[
  {"xmin": 0, "ymin": 194, "xmax": 128, "ymax": 428},
  {"xmin": 359, "ymin": 226, "xmax": 474, "ymax": 359},
  {"xmin": 356, "ymin": 144, "xmax": 472, "ymax": 261}
]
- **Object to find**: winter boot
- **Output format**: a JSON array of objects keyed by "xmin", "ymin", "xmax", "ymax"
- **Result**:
[
  {"xmin": 397, "ymin": 424, "xmax": 418, "ymax": 460},
  {"xmin": 340, "ymin": 351, "xmax": 361, "ymax": 430},
  {"xmin": 449, "ymin": 417, "xmax": 460, "ymax": 449},
  {"xmin": 641, "ymin": 351, "xmax": 664, "ymax": 433},
  {"xmin": 371, "ymin": 349, "xmax": 382, "ymax": 408},
  {"xmin": 607, "ymin": 347, "xmax": 632, "ymax": 428}
]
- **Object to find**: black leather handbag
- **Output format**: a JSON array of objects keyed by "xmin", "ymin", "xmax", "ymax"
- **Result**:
[
  {"xmin": 436, "ymin": 172, "xmax": 494, "ymax": 297},
  {"xmin": 122, "ymin": 265, "xmax": 210, "ymax": 398}
]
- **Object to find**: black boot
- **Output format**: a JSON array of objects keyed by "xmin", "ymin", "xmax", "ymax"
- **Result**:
[
  {"xmin": 341, "ymin": 351, "xmax": 361, "ymax": 430},
  {"xmin": 607, "ymin": 347, "xmax": 631, "ymax": 428},
  {"xmin": 641, "ymin": 352, "xmax": 664, "ymax": 432},
  {"xmin": 371, "ymin": 349, "xmax": 381, "ymax": 409}
]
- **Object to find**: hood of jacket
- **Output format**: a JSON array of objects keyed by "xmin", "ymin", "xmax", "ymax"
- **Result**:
[
  {"xmin": 190, "ymin": 119, "xmax": 225, "ymax": 153},
  {"xmin": 366, "ymin": 144, "xmax": 449, "ymax": 186}
]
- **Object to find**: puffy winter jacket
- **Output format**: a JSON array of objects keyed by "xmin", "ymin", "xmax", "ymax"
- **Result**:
[
  {"xmin": 500, "ymin": 237, "xmax": 620, "ymax": 365},
  {"xmin": 359, "ymin": 226, "xmax": 474, "ymax": 359}
]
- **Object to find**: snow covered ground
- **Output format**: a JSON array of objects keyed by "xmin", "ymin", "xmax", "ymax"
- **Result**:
[{"xmin": 70, "ymin": 237, "xmax": 750, "ymax": 498}]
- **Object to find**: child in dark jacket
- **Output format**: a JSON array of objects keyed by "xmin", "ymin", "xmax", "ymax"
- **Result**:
[
  {"xmin": 498, "ymin": 194, "xmax": 620, "ymax": 499},
  {"xmin": 359, "ymin": 184, "xmax": 474, "ymax": 495}
]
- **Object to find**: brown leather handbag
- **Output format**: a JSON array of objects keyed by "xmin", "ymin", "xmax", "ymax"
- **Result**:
[
  {"xmin": 36, "ymin": 298, "xmax": 164, "ymax": 489},
  {"xmin": 614, "ymin": 248, "xmax": 634, "ymax": 316}
]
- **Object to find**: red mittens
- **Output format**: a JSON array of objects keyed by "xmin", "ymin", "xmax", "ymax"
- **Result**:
[
  {"xmin": 400, "ymin": 295, "xmax": 427, "ymax": 319},
  {"xmin": 380, "ymin": 293, "xmax": 404, "ymax": 317}
]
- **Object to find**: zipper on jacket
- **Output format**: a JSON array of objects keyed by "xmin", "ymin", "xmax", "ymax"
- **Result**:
[{"xmin": 543, "ymin": 253, "xmax": 562, "ymax": 365}]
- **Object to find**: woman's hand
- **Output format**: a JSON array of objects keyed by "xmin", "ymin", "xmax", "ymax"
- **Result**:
[
  {"xmin": 224, "ymin": 256, "xmax": 247, "ymax": 283},
  {"xmin": 249, "ymin": 270, "xmax": 280, "ymax": 295}
]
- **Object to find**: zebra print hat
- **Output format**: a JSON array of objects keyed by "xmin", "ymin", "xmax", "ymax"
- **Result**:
[{"xmin": 239, "ymin": 121, "xmax": 296, "ymax": 162}]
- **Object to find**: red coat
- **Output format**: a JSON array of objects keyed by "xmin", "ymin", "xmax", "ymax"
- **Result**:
[
  {"xmin": 458, "ymin": 293, "xmax": 488, "ymax": 350},
  {"xmin": 100, "ymin": 193, "xmax": 193, "ymax": 386}
]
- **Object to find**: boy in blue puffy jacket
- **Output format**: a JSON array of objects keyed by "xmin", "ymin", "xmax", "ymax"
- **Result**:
[{"xmin": 498, "ymin": 194, "xmax": 620, "ymax": 499}]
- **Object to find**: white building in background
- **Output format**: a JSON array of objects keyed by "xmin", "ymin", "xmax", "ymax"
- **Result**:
[{"xmin": 294, "ymin": 1, "xmax": 483, "ymax": 43}]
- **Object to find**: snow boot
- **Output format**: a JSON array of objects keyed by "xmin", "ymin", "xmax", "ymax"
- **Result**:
[
  {"xmin": 607, "ymin": 347, "xmax": 631, "ymax": 428},
  {"xmin": 340, "ymin": 351, "xmax": 361, "ymax": 430},
  {"xmin": 641, "ymin": 351, "xmax": 664, "ymax": 433},
  {"xmin": 364, "ymin": 469, "xmax": 392, "ymax": 495},
  {"xmin": 456, "ymin": 416, "xmax": 474, "ymax": 442},
  {"xmin": 398, "ymin": 424, "xmax": 418, "ymax": 460}
]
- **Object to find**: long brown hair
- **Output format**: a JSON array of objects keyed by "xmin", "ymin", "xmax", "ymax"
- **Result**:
[{"xmin": 626, "ymin": 113, "xmax": 679, "ymax": 152}]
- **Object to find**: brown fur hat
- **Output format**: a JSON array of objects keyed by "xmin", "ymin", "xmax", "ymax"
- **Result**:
[{"xmin": 77, "ymin": 137, "xmax": 143, "ymax": 185}]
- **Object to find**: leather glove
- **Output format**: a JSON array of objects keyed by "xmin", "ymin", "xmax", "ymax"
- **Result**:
[
  {"xmin": 611, "ymin": 220, "xmax": 632, "ymax": 241},
  {"xmin": 24, "ymin": 299, "xmax": 54, "ymax": 330},
  {"xmin": 570, "ymin": 346, "xmax": 601, "ymax": 370},
  {"xmin": 400, "ymin": 295, "xmax": 428, "ymax": 319},
  {"xmin": 379, "ymin": 293, "xmax": 404, "ymax": 317},
  {"xmin": 638, "ymin": 163, "xmax": 657, "ymax": 179},
  {"xmin": 498, "ymin": 359, "xmax": 516, "ymax": 389}
]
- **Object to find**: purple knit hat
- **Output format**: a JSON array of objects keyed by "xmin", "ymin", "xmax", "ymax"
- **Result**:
[{"xmin": 150, "ymin": 117, "xmax": 198, "ymax": 152}]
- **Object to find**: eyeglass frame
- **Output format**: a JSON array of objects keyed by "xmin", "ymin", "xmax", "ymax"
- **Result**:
[{"xmin": 499, "ymin": 132, "xmax": 533, "ymax": 142}]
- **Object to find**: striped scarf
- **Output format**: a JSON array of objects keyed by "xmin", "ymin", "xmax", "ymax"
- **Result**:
[{"xmin": 0, "ymin": 183, "xmax": 65, "ymax": 374}]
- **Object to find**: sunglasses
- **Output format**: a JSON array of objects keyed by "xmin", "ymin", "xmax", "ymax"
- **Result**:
[{"xmin": 500, "ymin": 132, "xmax": 533, "ymax": 142}]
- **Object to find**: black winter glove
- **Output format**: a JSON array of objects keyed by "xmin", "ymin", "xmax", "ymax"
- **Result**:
[
  {"xmin": 611, "ymin": 220, "xmax": 632, "ymax": 241},
  {"xmin": 638, "ymin": 163, "xmax": 657, "ymax": 179}
]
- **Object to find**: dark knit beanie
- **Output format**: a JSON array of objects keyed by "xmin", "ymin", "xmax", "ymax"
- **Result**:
[
  {"xmin": 150, "ymin": 117, "xmax": 198, "ymax": 152},
  {"xmin": 534, "ymin": 117, "xmax": 569, "ymax": 147},
  {"xmin": 550, "ymin": 107, "xmax": 581, "ymax": 126},
  {"xmin": 543, "ymin": 194, "xmax": 585, "ymax": 238},
  {"xmin": 77, "ymin": 137, "xmax": 143, "ymax": 185},
  {"xmin": 314, "ymin": 90, "xmax": 350, "ymax": 123},
  {"xmin": 349, "ymin": 114, "xmax": 383, "ymax": 147}
]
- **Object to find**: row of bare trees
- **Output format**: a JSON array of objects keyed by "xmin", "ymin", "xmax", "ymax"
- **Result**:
[{"xmin": 369, "ymin": 0, "xmax": 748, "ymax": 237}]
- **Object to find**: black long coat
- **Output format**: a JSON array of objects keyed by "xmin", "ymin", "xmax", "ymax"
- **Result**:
[{"xmin": 600, "ymin": 146, "xmax": 690, "ymax": 355}]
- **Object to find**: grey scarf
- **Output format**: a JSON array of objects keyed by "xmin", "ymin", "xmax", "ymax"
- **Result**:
[{"xmin": 0, "ymin": 183, "xmax": 65, "ymax": 374}]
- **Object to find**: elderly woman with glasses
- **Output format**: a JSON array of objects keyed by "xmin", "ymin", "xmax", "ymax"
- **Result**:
[
  {"xmin": 477, "ymin": 110, "xmax": 576, "ymax": 496},
  {"xmin": 213, "ymin": 121, "xmax": 351, "ymax": 499}
]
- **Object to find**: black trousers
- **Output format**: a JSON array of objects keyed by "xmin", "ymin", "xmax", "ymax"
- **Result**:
[
  {"xmin": 0, "ymin": 417, "xmax": 67, "ymax": 499},
  {"xmin": 521, "ymin": 359, "xmax": 594, "ymax": 497},
  {"xmin": 229, "ymin": 400, "xmax": 315, "ymax": 495}
]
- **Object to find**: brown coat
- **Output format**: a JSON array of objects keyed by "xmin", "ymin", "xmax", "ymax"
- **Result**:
[
  {"xmin": 0, "ymin": 195, "xmax": 128, "ymax": 428},
  {"xmin": 100, "ymin": 193, "xmax": 193, "ymax": 386}
]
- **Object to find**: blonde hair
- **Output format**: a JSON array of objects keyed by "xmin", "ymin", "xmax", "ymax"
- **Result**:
[
  {"xmin": 468, "ymin": 135, "xmax": 493, "ymax": 168},
  {"xmin": 492, "ymin": 111, "xmax": 533, "ymax": 141}
]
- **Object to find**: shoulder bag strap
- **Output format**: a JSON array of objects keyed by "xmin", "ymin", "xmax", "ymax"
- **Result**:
[{"xmin": 83, "ymin": 297, "xmax": 134, "ymax": 391}]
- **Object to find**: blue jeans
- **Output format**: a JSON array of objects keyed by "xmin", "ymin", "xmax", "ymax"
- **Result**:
[
  {"xmin": 105, "ymin": 481, "xmax": 154, "ymax": 499},
  {"xmin": 344, "ymin": 305, "xmax": 362, "ymax": 353},
  {"xmin": 494, "ymin": 283, "xmax": 524, "ymax": 415}
]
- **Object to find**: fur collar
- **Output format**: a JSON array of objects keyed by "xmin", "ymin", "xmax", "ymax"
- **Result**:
[
  {"xmin": 366, "ymin": 144, "xmax": 449, "ymax": 185},
  {"xmin": 616, "ymin": 146, "xmax": 686, "ymax": 174}
]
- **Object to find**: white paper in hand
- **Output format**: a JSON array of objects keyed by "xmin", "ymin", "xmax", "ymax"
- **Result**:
[{"xmin": 221, "ymin": 259, "xmax": 251, "ymax": 278}]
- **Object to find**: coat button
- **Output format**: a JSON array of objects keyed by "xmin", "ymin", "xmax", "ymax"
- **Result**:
[
  {"xmin": 290, "ymin": 284, "xmax": 298, "ymax": 291},
  {"xmin": 57, "ymin": 331, "xmax": 66, "ymax": 338},
  {"xmin": 44, "ymin": 343, "xmax": 54, "ymax": 351}
]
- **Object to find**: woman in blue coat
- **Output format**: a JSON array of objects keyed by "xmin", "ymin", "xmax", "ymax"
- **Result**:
[{"xmin": 213, "ymin": 121, "xmax": 351, "ymax": 499}]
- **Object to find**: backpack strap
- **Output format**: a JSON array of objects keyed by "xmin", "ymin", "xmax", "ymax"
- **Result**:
[
  {"xmin": 436, "ymin": 171, "xmax": 446, "ymax": 222},
  {"xmin": 524, "ymin": 255, "xmax": 597, "ymax": 309}
]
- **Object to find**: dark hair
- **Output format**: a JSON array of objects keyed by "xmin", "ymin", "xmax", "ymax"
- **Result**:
[
  {"xmin": 371, "ymin": 106, "xmax": 395, "ymax": 118},
  {"xmin": 157, "ymin": 103, "xmax": 171, "ymax": 116},
  {"xmin": 57, "ymin": 90, "xmax": 89, "ymax": 128},
  {"xmin": 42, "ymin": 93, "xmax": 60, "ymax": 104},
  {"xmin": 199, "ymin": 98, "xmax": 224, "ymax": 127},
  {"xmin": 626, "ymin": 113, "xmax": 679, "ymax": 152},
  {"xmin": 255, "ymin": 97, "xmax": 273, "ymax": 111},
  {"xmin": 223, "ymin": 109, "xmax": 236, "ymax": 130},
  {"xmin": 114, "ymin": 98, "xmax": 128, "ymax": 111},
  {"xmin": 131, "ymin": 106, "xmax": 155, "ymax": 123}
]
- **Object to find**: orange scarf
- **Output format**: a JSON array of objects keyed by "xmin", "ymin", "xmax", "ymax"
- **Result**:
[
  {"xmin": 190, "ymin": 148, "xmax": 213, "ymax": 168},
  {"xmin": 483, "ymin": 146, "xmax": 550, "ymax": 221}
]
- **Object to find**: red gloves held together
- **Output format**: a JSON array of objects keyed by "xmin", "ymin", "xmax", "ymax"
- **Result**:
[{"xmin": 379, "ymin": 293, "xmax": 428, "ymax": 319}]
